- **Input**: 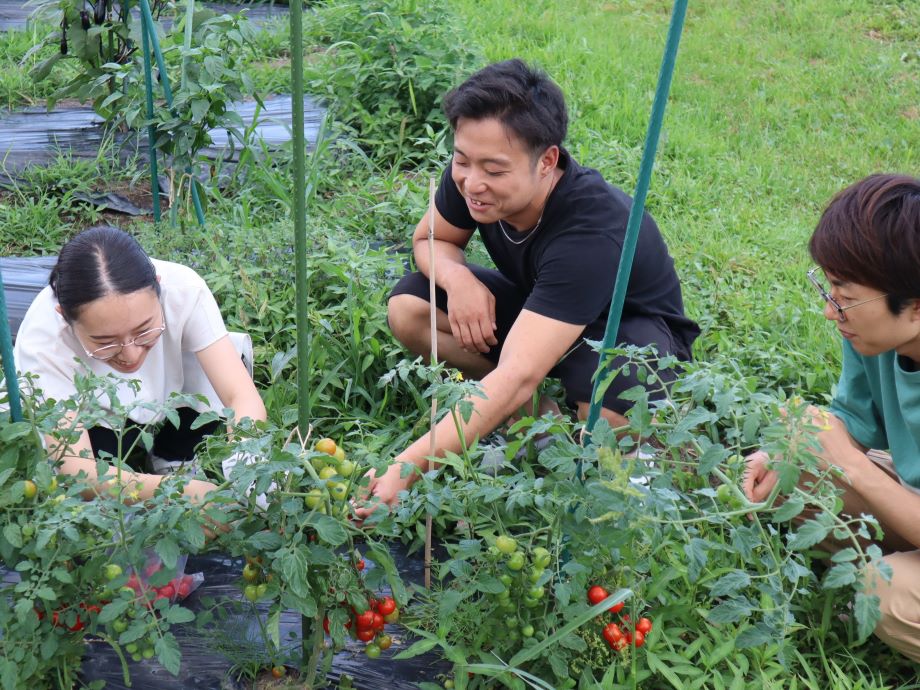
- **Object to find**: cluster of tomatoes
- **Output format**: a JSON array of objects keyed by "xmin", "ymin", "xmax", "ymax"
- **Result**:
[
  {"xmin": 483, "ymin": 535, "xmax": 553, "ymax": 642},
  {"xmin": 240, "ymin": 555, "xmax": 273, "ymax": 603},
  {"xmin": 34, "ymin": 601, "xmax": 99, "ymax": 633},
  {"xmin": 587, "ymin": 586, "xmax": 653, "ymax": 651},
  {"xmin": 118, "ymin": 563, "xmax": 196, "ymax": 605},
  {"xmin": 305, "ymin": 438, "xmax": 357, "ymax": 512},
  {"xmin": 324, "ymin": 595, "xmax": 399, "ymax": 659}
]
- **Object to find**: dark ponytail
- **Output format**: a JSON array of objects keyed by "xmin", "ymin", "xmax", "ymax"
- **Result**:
[{"xmin": 50, "ymin": 226, "xmax": 160, "ymax": 322}]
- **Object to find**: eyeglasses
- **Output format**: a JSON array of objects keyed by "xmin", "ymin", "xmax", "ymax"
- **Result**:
[
  {"xmin": 77, "ymin": 317, "xmax": 167, "ymax": 361},
  {"xmin": 807, "ymin": 267, "xmax": 888, "ymax": 322}
]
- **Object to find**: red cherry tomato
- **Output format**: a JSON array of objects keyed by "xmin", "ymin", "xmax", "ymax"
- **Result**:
[
  {"xmin": 636, "ymin": 617, "xmax": 652, "ymax": 635},
  {"xmin": 602, "ymin": 623, "xmax": 624, "ymax": 649},
  {"xmin": 355, "ymin": 609, "xmax": 375, "ymax": 630},
  {"xmin": 610, "ymin": 601, "xmax": 625, "ymax": 614},
  {"xmin": 376, "ymin": 596, "xmax": 397, "ymax": 616},
  {"xmin": 323, "ymin": 616, "xmax": 331, "ymax": 635},
  {"xmin": 371, "ymin": 612, "xmax": 385, "ymax": 631},
  {"xmin": 355, "ymin": 559, "xmax": 366, "ymax": 571},
  {"xmin": 587, "ymin": 586, "xmax": 609, "ymax": 606},
  {"xmin": 633, "ymin": 629, "xmax": 646, "ymax": 647},
  {"xmin": 157, "ymin": 584, "xmax": 176, "ymax": 600},
  {"xmin": 356, "ymin": 628, "xmax": 375, "ymax": 642}
]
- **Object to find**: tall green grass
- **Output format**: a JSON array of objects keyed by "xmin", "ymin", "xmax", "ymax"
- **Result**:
[{"xmin": 449, "ymin": 0, "xmax": 919, "ymax": 398}]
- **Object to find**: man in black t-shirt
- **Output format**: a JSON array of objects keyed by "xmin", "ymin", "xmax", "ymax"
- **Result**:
[{"xmin": 356, "ymin": 59, "xmax": 699, "ymax": 515}]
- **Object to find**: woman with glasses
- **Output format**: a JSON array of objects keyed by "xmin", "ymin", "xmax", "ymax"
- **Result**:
[
  {"xmin": 743, "ymin": 174, "xmax": 920, "ymax": 662},
  {"xmin": 13, "ymin": 225, "xmax": 266, "ymax": 502}
]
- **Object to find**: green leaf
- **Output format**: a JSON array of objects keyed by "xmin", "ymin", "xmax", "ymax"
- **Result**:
[
  {"xmin": 788, "ymin": 518, "xmax": 830, "ymax": 551},
  {"xmin": 307, "ymin": 514, "xmax": 347, "ymax": 545},
  {"xmin": 2, "ymin": 524, "xmax": 22, "ymax": 549},
  {"xmin": 771, "ymin": 495, "xmax": 805, "ymax": 522},
  {"xmin": 823, "ymin": 563, "xmax": 857, "ymax": 589},
  {"xmin": 830, "ymin": 547, "xmax": 858, "ymax": 563},
  {"xmin": 155, "ymin": 632, "xmax": 182, "ymax": 675},
  {"xmin": 707, "ymin": 571, "xmax": 751, "ymax": 597},
  {"xmin": 854, "ymin": 591, "xmax": 882, "ymax": 641},
  {"xmin": 98, "ymin": 599, "xmax": 129, "ymax": 624},
  {"xmin": 736, "ymin": 621, "xmax": 775, "ymax": 648},
  {"xmin": 646, "ymin": 651, "xmax": 687, "ymax": 689},
  {"xmin": 706, "ymin": 597, "xmax": 753, "ymax": 624},
  {"xmin": 165, "ymin": 605, "xmax": 195, "ymax": 624},
  {"xmin": 0, "ymin": 422, "xmax": 33, "ymax": 442},
  {"xmin": 393, "ymin": 634, "xmax": 440, "ymax": 660},
  {"xmin": 155, "ymin": 537, "xmax": 180, "ymax": 569},
  {"xmin": 277, "ymin": 547, "xmax": 310, "ymax": 599}
]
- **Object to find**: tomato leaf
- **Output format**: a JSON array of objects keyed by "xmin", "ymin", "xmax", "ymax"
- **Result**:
[
  {"xmin": 823, "ymin": 563, "xmax": 857, "ymax": 589},
  {"xmin": 788, "ymin": 517, "xmax": 831, "ymax": 551},
  {"xmin": 771, "ymin": 495, "xmax": 805, "ymax": 522},
  {"xmin": 165, "ymin": 605, "xmax": 195, "ymax": 625},
  {"xmin": 307, "ymin": 514, "xmax": 347, "ymax": 546},
  {"xmin": 155, "ymin": 537, "xmax": 180, "ymax": 570},
  {"xmin": 707, "ymin": 570, "xmax": 751, "ymax": 597},
  {"xmin": 155, "ymin": 632, "xmax": 181, "ymax": 675},
  {"xmin": 854, "ymin": 591, "xmax": 882, "ymax": 641}
]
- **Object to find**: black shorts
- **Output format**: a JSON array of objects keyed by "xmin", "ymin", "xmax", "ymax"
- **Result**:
[
  {"xmin": 88, "ymin": 407, "xmax": 221, "ymax": 472},
  {"xmin": 389, "ymin": 266, "xmax": 687, "ymax": 415}
]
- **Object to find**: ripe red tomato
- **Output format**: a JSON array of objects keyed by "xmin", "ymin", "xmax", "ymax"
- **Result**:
[
  {"xmin": 271, "ymin": 665, "xmax": 286, "ymax": 678},
  {"xmin": 587, "ymin": 586, "xmax": 609, "ymax": 606},
  {"xmin": 602, "ymin": 623, "xmax": 623, "ymax": 648},
  {"xmin": 610, "ymin": 601, "xmax": 625, "ymax": 614},
  {"xmin": 633, "ymin": 630, "xmax": 646, "ymax": 648},
  {"xmin": 636, "ymin": 617, "xmax": 652, "ymax": 635},
  {"xmin": 371, "ymin": 612, "xmax": 385, "ymax": 631},
  {"xmin": 355, "ymin": 609, "xmax": 375, "ymax": 630},
  {"xmin": 157, "ymin": 584, "xmax": 176, "ymax": 600},
  {"xmin": 376, "ymin": 596, "xmax": 397, "ymax": 616},
  {"xmin": 323, "ymin": 616, "xmax": 331, "ymax": 635},
  {"xmin": 355, "ymin": 559, "xmax": 366, "ymax": 571},
  {"xmin": 356, "ymin": 628, "xmax": 375, "ymax": 642}
]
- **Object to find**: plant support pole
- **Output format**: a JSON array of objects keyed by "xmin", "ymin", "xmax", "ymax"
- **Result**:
[
  {"xmin": 583, "ymin": 0, "xmax": 688, "ymax": 442},
  {"xmin": 0, "ymin": 266, "xmax": 22, "ymax": 422},
  {"xmin": 424, "ymin": 178, "xmax": 438, "ymax": 590},
  {"xmin": 138, "ymin": 0, "xmax": 206, "ymax": 227},
  {"xmin": 288, "ymin": 0, "xmax": 312, "ymax": 668},
  {"xmin": 140, "ymin": 6, "xmax": 161, "ymax": 222}
]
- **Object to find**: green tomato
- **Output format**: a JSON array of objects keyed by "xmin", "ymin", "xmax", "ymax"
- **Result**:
[
  {"xmin": 495, "ymin": 535, "xmax": 517, "ymax": 555},
  {"xmin": 504, "ymin": 615, "xmax": 518, "ymax": 629},
  {"xmin": 310, "ymin": 455, "xmax": 329, "ymax": 472},
  {"xmin": 506, "ymin": 552, "xmax": 525, "ymax": 571},
  {"xmin": 365, "ymin": 643, "xmax": 381, "ymax": 659},
  {"xmin": 500, "ymin": 599, "xmax": 515, "ymax": 612},
  {"xmin": 528, "ymin": 568, "xmax": 544, "ymax": 584},
  {"xmin": 244, "ymin": 585, "xmax": 260, "ymax": 602},
  {"xmin": 21, "ymin": 480, "xmax": 37, "ymax": 500},
  {"xmin": 21, "ymin": 523, "xmax": 35, "ymax": 539},
  {"xmin": 142, "ymin": 647, "xmax": 155, "ymax": 659},
  {"xmin": 112, "ymin": 618, "xmax": 128, "ymax": 633},
  {"xmin": 305, "ymin": 488, "xmax": 326, "ymax": 509},
  {"xmin": 256, "ymin": 583, "xmax": 269, "ymax": 599},
  {"xmin": 528, "ymin": 585, "xmax": 545, "ymax": 600},
  {"xmin": 532, "ymin": 547, "xmax": 551, "ymax": 569},
  {"xmin": 521, "ymin": 624, "xmax": 535, "ymax": 638},
  {"xmin": 499, "ymin": 574, "xmax": 513, "ymax": 587},
  {"xmin": 329, "ymin": 482, "xmax": 348, "ymax": 501},
  {"xmin": 524, "ymin": 596, "xmax": 540, "ymax": 608},
  {"xmin": 338, "ymin": 460, "xmax": 356, "ymax": 477},
  {"xmin": 242, "ymin": 564, "xmax": 261, "ymax": 583},
  {"xmin": 319, "ymin": 466, "xmax": 338, "ymax": 485},
  {"xmin": 125, "ymin": 642, "xmax": 138, "ymax": 654}
]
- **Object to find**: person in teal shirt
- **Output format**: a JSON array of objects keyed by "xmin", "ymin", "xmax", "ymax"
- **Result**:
[{"xmin": 744, "ymin": 173, "xmax": 920, "ymax": 661}]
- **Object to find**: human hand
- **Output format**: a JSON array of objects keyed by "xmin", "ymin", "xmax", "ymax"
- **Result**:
[
  {"xmin": 806, "ymin": 408, "xmax": 864, "ymax": 478},
  {"xmin": 742, "ymin": 450, "xmax": 778, "ymax": 503},
  {"xmin": 443, "ymin": 271, "xmax": 498, "ymax": 353},
  {"xmin": 353, "ymin": 462, "xmax": 414, "ymax": 521}
]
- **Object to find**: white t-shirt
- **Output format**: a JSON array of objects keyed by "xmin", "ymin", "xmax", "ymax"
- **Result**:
[{"xmin": 13, "ymin": 259, "xmax": 229, "ymax": 424}]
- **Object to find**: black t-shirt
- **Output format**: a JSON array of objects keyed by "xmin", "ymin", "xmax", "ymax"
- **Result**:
[{"xmin": 435, "ymin": 148, "xmax": 700, "ymax": 356}]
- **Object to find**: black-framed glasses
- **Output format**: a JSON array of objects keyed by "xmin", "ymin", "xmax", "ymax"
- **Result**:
[
  {"xmin": 807, "ymin": 267, "xmax": 887, "ymax": 322},
  {"xmin": 76, "ymin": 317, "xmax": 167, "ymax": 361}
]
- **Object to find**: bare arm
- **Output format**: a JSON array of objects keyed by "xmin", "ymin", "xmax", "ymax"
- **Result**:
[
  {"xmin": 411, "ymin": 208, "xmax": 498, "ymax": 353},
  {"xmin": 195, "ymin": 335, "xmax": 267, "ymax": 424},
  {"xmin": 47, "ymin": 422, "xmax": 215, "ymax": 503},
  {"xmin": 356, "ymin": 309, "xmax": 585, "ymax": 515}
]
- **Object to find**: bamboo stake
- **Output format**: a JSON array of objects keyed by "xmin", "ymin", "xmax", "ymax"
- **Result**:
[{"xmin": 424, "ymin": 177, "xmax": 438, "ymax": 590}]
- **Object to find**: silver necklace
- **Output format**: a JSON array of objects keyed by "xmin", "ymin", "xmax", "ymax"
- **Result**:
[
  {"xmin": 498, "ymin": 213, "xmax": 544, "ymax": 245},
  {"xmin": 496, "ymin": 173, "xmax": 558, "ymax": 246}
]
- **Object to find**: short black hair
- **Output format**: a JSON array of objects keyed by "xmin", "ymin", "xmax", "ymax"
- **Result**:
[
  {"xmin": 50, "ymin": 225, "xmax": 160, "ymax": 323},
  {"xmin": 809, "ymin": 174, "xmax": 920, "ymax": 315},
  {"xmin": 443, "ymin": 59, "xmax": 568, "ymax": 161}
]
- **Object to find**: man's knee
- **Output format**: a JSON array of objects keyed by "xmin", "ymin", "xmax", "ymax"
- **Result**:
[
  {"xmin": 387, "ymin": 294, "xmax": 430, "ymax": 347},
  {"xmin": 866, "ymin": 553, "xmax": 920, "ymax": 662}
]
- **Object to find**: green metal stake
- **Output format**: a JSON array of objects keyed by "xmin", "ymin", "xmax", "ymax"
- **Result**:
[
  {"xmin": 0, "ymin": 266, "xmax": 23, "ymax": 422},
  {"xmin": 140, "ymin": 8, "xmax": 162, "ymax": 222},
  {"xmin": 583, "ymin": 0, "xmax": 689, "ymax": 443},
  {"xmin": 138, "ymin": 0, "xmax": 206, "ymax": 227},
  {"xmin": 288, "ymin": 0, "xmax": 313, "ymax": 673}
]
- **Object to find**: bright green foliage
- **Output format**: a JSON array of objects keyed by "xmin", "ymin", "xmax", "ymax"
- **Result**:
[{"xmin": 302, "ymin": 0, "xmax": 479, "ymax": 166}]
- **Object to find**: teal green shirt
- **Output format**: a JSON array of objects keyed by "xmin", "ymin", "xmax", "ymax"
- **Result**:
[{"xmin": 830, "ymin": 340, "xmax": 920, "ymax": 489}]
